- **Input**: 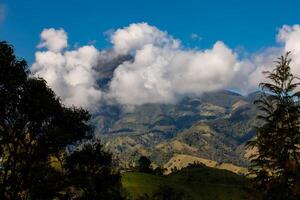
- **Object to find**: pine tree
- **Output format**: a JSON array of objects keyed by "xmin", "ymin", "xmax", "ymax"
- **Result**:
[{"xmin": 247, "ymin": 52, "xmax": 300, "ymax": 199}]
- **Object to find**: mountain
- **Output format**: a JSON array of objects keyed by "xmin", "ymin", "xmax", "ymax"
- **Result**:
[
  {"xmin": 96, "ymin": 53, "xmax": 132, "ymax": 90},
  {"xmin": 95, "ymin": 89, "xmax": 260, "ymax": 169},
  {"xmin": 92, "ymin": 52, "xmax": 260, "ymax": 169}
]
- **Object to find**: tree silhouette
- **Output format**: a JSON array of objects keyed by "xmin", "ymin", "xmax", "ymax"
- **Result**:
[
  {"xmin": 138, "ymin": 156, "xmax": 152, "ymax": 173},
  {"xmin": 63, "ymin": 138, "xmax": 124, "ymax": 200},
  {"xmin": 0, "ymin": 41, "xmax": 124, "ymax": 199},
  {"xmin": 247, "ymin": 52, "xmax": 300, "ymax": 199}
]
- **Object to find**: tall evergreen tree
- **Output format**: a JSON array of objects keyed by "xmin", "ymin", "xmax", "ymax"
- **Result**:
[{"xmin": 247, "ymin": 52, "xmax": 300, "ymax": 199}]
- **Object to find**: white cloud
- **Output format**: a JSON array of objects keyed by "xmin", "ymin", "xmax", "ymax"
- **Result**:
[
  {"xmin": 32, "ymin": 40, "xmax": 102, "ymax": 110},
  {"xmin": 109, "ymin": 23, "xmax": 300, "ymax": 104},
  {"xmin": 277, "ymin": 25, "xmax": 300, "ymax": 75},
  {"xmin": 31, "ymin": 23, "xmax": 300, "ymax": 109},
  {"xmin": 236, "ymin": 25, "xmax": 300, "ymax": 93},
  {"xmin": 244, "ymin": 48, "xmax": 282, "ymax": 92},
  {"xmin": 37, "ymin": 28, "xmax": 68, "ymax": 52},
  {"xmin": 109, "ymin": 41, "xmax": 239, "ymax": 105},
  {"xmin": 111, "ymin": 22, "xmax": 180, "ymax": 55},
  {"xmin": 109, "ymin": 23, "xmax": 240, "ymax": 105}
]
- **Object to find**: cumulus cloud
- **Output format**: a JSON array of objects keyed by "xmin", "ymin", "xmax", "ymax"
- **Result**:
[
  {"xmin": 32, "ymin": 28, "xmax": 102, "ymax": 110},
  {"xmin": 278, "ymin": 25, "xmax": 300, "ymax": 75},
  {"xmin": 111, "ymin": 23, "xmax": 180, "ymax": 55},
  {"xmin": 37, "ymin": 28, "xmax": 68, "ymax": 52},
  {"xmin": 109, "ymin": 23, "xmax": 300, "ymax": 104},
  {"xmin": 109, "ymin": 40, "xmax": 239, "ymax": 105},
  {"xmin": 109, "ymin": 23, "xmax": 240, "ymax": 105},
  {"xmin": 237, "ymin": 47, "xmax": 282, "ymax": 93},
  {"xmin": 236, "ymin": 25, "xmax": 300, "ymax": 93},
  {"xmin": 31, "ymin": 23, "xmax": 300, "ymax": 109}
]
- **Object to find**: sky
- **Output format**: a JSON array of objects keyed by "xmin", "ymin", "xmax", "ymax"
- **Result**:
[
  {"xmin": 1, "ymin": 0, "xmax": 300, "ymax": 111},
  {"xmin": 1, "ymin": 0, "xmax": 300, "ymax": 63}
]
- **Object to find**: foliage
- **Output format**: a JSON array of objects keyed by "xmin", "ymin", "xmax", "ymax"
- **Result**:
[
  {"xmin": 186, "ymin": 161, "xmax": 206, "ymax": 169},
  {"xmin": 153, "ymin": 167, "xmax": 165, "ymax": 176},
  {"xmin": 138, "ymin": 156, "xmax": 153, "ymax": 173},
  {"xmin": 247, "ymin": 52, "xmax": 300, "ymax": 199},
  {"xmin": 63, "ymin": 139, "xmax": 124, "ymax": 200},
  {"xmin": 0, "ymin": 41, "xmax": 123, "ymax": 199}
]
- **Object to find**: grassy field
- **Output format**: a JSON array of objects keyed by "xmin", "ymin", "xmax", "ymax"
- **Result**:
[{"xmin": 122, "ymin": 167, "xmax": 261, "ymax": 200}]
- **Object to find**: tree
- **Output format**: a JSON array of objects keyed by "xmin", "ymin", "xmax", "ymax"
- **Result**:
[
  {"xmin": 247, "ymin": 52, "xmax": 300, "ymax": 199},
  {"xmin": 63, "ymin": 138, "xmax": 124, "ymax": 200},
  {"xmin": 138, "ymin": 156, "xmax": 152, "ymax": 173},
  {"xmin": 153, "ymin": 167, "xmax": 165, "ymax": 176},
  {"xmin": 0, "ymin": 41, "xmax": 92, "ymax": 199},
  {"xmin": 0, "ymin": 41, "xmax": 124, "ymax": 200}
]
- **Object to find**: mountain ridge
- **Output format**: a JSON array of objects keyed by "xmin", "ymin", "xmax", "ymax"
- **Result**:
[{"xmin": 97, "ymin": 89, "xmax": 261, "ymax": 169}]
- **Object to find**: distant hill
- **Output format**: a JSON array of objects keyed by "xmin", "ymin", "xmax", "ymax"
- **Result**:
[
  {"xmin": 163, "ymin": 154, "xmax": 248, "ymax": 175},
  {"xmin": 99, "ymin": 90, "xmax": 261, "ymax": 169},
  {"xmin": 122, "ymin": 167, "xmax": 261, "ymax": 200}
]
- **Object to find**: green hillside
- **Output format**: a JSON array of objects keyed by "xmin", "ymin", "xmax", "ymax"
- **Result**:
[
  {"xmin": 122, "ymin": 167, "xmax": 261, "ymax": 200},
  {"xmin": 100, "ymin": 90, "xmax": 261, "ymax": 168}
]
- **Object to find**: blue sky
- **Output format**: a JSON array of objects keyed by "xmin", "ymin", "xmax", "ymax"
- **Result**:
[{"xmin": 1, "ymin": 0, "xmax": 300, "ymax": 64}]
